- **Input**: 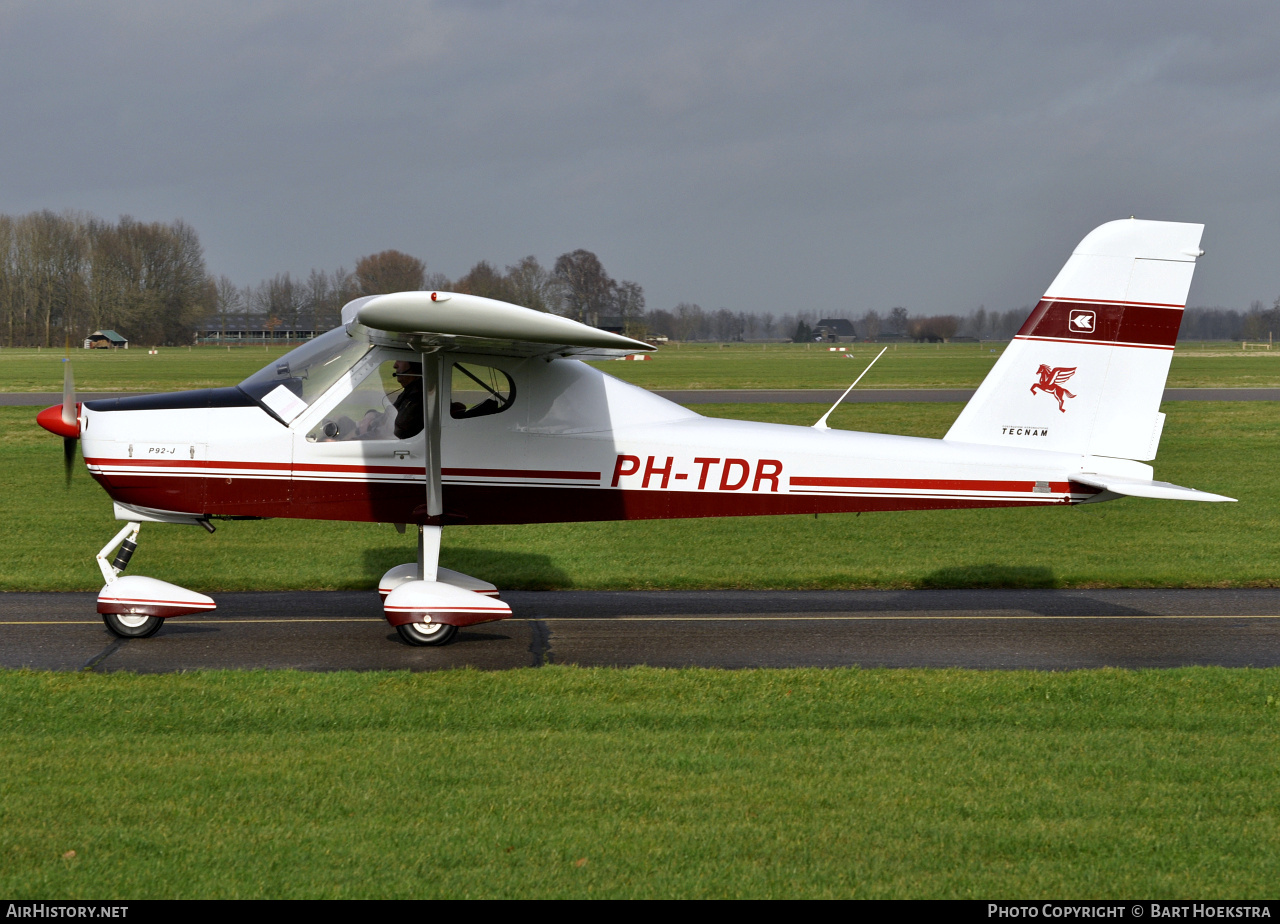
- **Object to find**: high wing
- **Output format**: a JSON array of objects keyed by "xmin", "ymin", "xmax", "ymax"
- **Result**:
[
  {"xmin": 338, "ymin": 290, "xmax": 654, "ymax": 561},
  {"xmin": 342, "ymin": 291, "xmax": 654, "ymax": 359}
]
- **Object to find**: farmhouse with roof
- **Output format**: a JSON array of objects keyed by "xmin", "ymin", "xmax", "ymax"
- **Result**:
[
  {"xmin": 814, "ymin": 318, "xmax": 857, "ymax": 342},
  {"xmin": 84, "ymin": 330, "xmax": 128, "ymax": 349}
]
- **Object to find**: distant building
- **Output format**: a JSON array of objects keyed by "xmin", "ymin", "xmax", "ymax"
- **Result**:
[
  {"xmin": 195, "ymin": 321, "xmax": 318, "ymax": 344},
  {"xmin": 814, "ymin": 319, "xmax": 857, "ymax": 342},
  {"xmin": 85, "ymin": 330, "xmax": 128, "ymax": 349}
]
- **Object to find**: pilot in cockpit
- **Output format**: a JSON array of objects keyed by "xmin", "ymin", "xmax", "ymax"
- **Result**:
[
  {"xmin": 314, "ymin": 359, "xmax": 424, "ymax": 442},
  {"xmin": 389, "ymin": 360, "xmax": 424, "ymax": 439}
]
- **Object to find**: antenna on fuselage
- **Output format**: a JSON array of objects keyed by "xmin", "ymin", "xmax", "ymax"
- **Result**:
[{"xmin": 813, "ymin": 347, "xmax": 887, "ymax": 430}]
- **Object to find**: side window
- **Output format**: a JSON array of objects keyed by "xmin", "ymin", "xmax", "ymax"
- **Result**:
[
  {"xmin": 450, "ymin": 363, "xmax": 515, "ymax": 419},
  {"xmin": 308, "ymin": 359, "xmax": 424, "ymax": 442}
]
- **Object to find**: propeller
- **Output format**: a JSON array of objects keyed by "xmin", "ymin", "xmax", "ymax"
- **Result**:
[
  {"xmin": 37, "ymin": 360, "xmax": 81, "ymax": 484},
  {"xmin": 61, "ymin": 360, "xmax": 77, "ymax": 485}
]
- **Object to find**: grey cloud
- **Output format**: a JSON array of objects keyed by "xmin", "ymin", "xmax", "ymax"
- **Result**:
[{"xmin": 2, "ymin": 1, "xmax": 1278, "ymax": 316}]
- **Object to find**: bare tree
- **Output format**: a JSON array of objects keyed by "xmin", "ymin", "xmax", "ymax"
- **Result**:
[
  {"xmin": 355, "ymin": 250, "xmax": 426, "ymax": 295},
  {"xmin": 646, "ymin": 308, "xmax": 675, "ymax": 339},
  {"xmin": 0, "ymin": 215, "xmax": 12, "ymax": 345},
  {"xmin": 673, "ymin": 302, "xmax": 705, "ymax": 341},
  {"xmin": 504, "ymin": 255, "xmax": 558, "ymax": 313},
  {"xmin": 860, "ymin": 310, "xmax": 881, "ymax": 341},
  {"xmin": 614, "ymin": 280, "xmax": 646, "ymax": 336},
  {"xmin": 423, "ymin": 271, "xmax": 452, "ymax": 291},
  {"xmin": 263, "ymin": 273, "xmax": 302, "ymax": 337},
  {"xmin": 967, "ymin": 306, "xmax": 988, "ymax": 339},
  {"xmin": 553, "ymin": 249, "xmax": 615, "ymax": 325},
  {"xmin": 908, "ymin": 314, "xmax": 960, "ymax": 342},
  {"xmin": 455, "ymin": 260, "xmax": 514, "ymax": 302},
  {"xmin": 213, "ymin": 275, "xmax": 242, "ymax": 337},
  {"xmin": 712, "ymin": 307, "xmax": 742, "ymax": 341}
]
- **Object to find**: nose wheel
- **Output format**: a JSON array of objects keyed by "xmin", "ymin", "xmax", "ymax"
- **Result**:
[
  {"xmin": 102, "ymin": 611, "xmax": 163, "ymax": 639},
  {"xmin": 396, "ymin": 621, "xmax": 457, "ymax": 647}
]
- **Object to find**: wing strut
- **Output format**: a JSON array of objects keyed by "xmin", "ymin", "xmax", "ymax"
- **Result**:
[{"xmin": 417, "ymin": 350, "xmax": 445, "ymax": 581}]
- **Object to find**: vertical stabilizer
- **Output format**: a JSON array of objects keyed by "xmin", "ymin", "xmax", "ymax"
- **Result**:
[{"xmin": 944, "ymin": 218, "xmax": 1204, "ymax": 461}]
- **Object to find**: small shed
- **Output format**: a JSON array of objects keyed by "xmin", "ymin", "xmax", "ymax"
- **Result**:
[{"xmin": 86, "ymin": 330, "xmax": 129, "ymax": 349}]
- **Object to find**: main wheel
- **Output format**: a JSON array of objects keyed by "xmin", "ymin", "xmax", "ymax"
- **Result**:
[
  {"xmin": 396, "ymin": 620, "xmax": 457, "ymax": 647},
  {"xmin": 102, "ymin": 612, "xmax": 163, "ymax": 639}
]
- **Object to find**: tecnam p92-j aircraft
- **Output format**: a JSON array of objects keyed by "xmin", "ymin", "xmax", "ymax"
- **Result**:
[{"xmin": 37, "ymin": 218, "xmax": 1233, "ymax": 646}]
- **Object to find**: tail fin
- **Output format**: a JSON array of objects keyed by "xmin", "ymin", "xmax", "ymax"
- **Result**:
[{"xmin": 944, "ymin": 218, "xmax": 1204, "ymax": 461}]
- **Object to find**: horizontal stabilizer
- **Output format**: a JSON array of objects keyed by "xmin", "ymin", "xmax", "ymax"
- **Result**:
[
  {"xmin": 1072, "ymin": 474, "xmax": 1235, "ymax": 503},
  {"xmin": 342, "ymin": 291, "xmax": 654, "ymax": 359}
]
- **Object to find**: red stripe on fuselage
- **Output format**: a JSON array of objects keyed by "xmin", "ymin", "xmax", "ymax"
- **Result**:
[
  {"xmin": 1015, "ymin": 298, "xmax": 1183, "ymax": 348},
  {"xmin": 790, "ymin": 476, "xmax": 1073, "ymax": 493},
  {"xmin": 86, "ymin": 458, "xmax": 600, "ymax": 481},
  {"xmin": 85, "ymin": 456, "xmax": 292, "ymax": 472},
  {"xmin": 441, "ymin": 467, "xmax": 600, "ymax": 481},
  {"xmin": 91, "ymin": 472, "xmax": 1088, "ymax": 525}
]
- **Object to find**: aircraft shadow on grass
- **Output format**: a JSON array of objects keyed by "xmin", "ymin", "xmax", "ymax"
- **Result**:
[{"xmin": 916, "ymin": 564, "xmax": 1060, "ymax": 590}]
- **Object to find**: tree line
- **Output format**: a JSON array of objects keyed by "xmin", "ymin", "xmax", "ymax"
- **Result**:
[
  {"xmin": 641, "ymin": 305, "xmax": 1035, "ymax": 343},
  {"xmin": 2, "ymin": 210, "xmax": 1275, "ymax": 347},
  {"xmin": 667, "ymin": 303, "xmax": 1280, "ymax": 344},
  {"xmin": 0, "ymin": 212, "xmax": 654, "ymax": 348},
  {"xmin": 0, "ymin": 211, "xmax": 207, "ymax": 348}
]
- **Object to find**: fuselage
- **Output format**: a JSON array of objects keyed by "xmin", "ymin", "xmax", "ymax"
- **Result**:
[{"xmin": 79, "ymin": 337, "xmax": 1116, "ymax": 526}]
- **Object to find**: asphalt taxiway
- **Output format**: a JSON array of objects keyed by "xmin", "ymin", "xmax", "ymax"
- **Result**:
[{"xmin": 4, "ymin": 589, "xmax": 1280, "ymax": 673}]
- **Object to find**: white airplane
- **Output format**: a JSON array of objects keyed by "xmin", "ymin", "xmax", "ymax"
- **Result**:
[{"xmin": 37, "ymin": 218, "xmax": 1233, "ymax": 646}]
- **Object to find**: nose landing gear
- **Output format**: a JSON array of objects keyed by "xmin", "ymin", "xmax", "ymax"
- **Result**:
[{"xmin": 95, "ymin": 522, "xmax": 216, "ymax": 638}]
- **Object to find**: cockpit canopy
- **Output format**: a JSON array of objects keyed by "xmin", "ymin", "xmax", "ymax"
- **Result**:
[{"xmin": 238, "ymin": 326, "xmax": 372, "ymax": 420}]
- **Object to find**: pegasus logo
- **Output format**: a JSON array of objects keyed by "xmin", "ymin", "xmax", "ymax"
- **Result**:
[{"xmin": 1030, "ymin": 365, "xmax": 1077, "ymax": 412}]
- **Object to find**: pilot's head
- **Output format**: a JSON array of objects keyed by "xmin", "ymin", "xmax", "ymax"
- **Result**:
[{"xmin": 393, "ymin": 360, "xmax": 422, "ymax": 383}]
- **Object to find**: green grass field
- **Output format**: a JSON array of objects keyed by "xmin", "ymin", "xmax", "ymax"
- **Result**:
[
  {"xmin": 0, "ymin": 400, "xmax": 1268, "ymax": 591},
  {"xmin": 3, "ymin": 667, "xmax": 1277, "ymax": 898},
  {"xmin": 4, "ymin": 340, "xmax": 1280, "ymax": 392}
]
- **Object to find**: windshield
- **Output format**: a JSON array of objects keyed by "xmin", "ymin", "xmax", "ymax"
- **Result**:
[{"xmin": 238, "ymin": 326, "xmax": 372, "ymax": 423}]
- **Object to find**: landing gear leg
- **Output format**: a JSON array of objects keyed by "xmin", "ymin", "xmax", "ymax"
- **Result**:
[
  {"xmin": 94, "ymin": 521, "xmax": 215, "ymax": 637},
  {"xmin": 96, "ymin": 523, "xmax": 162, "ymax": 639},
  {"xmin": 394, "ymin": 525, "xmax": 458, "ymax": 646}
]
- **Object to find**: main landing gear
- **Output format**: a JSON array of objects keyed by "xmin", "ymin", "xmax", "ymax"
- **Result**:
[{"xmin": 378, "ymin": 525, "xmax": 510, "ymax": 647}]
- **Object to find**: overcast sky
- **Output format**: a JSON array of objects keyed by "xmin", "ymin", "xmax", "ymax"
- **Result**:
[{"xmin": 3, "ymin": 1, "xmax": 1278, "ymax": 317}]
